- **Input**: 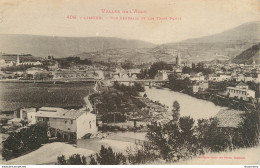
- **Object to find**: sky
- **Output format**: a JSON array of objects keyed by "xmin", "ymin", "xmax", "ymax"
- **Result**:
[{"xmin": 0, "ymin": 0, "xmax": 259, "ymax": 44}]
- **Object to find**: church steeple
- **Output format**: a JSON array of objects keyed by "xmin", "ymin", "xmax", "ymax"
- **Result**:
[
  {"xmin": 176, "ymin": 51, "xmax": 181, "ymax": 66},
  {"xmin": 253, "ymin": 59, "xmax": 256, "ymax": 69},
  {"xmin": 16, "ymin": 55, "xmax": 20, "ymax": 65}
]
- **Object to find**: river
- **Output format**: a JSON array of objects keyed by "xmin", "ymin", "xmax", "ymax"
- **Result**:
[{"xmin": 143, "ymin": 86, "xmax": 224, "ymax": 120}]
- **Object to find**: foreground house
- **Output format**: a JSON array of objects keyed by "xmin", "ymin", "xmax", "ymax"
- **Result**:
[
  {"xmin": 35, "ymin": 107, "xmax": 97, "ymax": 140},
  {"xmin": 7, "ymin": 107, "xmax": 97, "ymax": 141},
  {"xmin": 8, "ymin": 107, "xmax": 97, "ymax": 140}
]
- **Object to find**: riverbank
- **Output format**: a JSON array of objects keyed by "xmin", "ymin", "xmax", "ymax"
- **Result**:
[{"xmin": 163, "ymin": 82, "xmax": 258, "ymax": 111}]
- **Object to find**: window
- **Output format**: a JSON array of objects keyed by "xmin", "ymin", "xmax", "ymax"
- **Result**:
[
  {"xmin": 71, "ymin": 120, "xmax": 73, "ymax": 124},
  {"xmin": 65, "ymin": 120, "xmax": 67, "ymax": 124},
  {"xmin": 89, "ymin": 121, "xmax": 92, "ymax": 128}
]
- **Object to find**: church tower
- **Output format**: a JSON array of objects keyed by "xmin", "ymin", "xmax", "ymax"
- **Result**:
[
  {"xmin": 176, "ymin": 51, "xmax": 181, "ymax": 66},
  {"xmin": 16, "ymin": 55, "xmax": 20, "ymax": 65}
]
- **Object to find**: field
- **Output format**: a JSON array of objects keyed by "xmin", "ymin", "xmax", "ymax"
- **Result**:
[{"xmin": 0, "ymin": 82, "xmax": 95, "ymax": 112}]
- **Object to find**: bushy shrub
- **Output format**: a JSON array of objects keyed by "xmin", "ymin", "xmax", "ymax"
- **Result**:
[
  {"xmin": 94, "ymin": 145, "xmax": 127, "ymax": 165},
  {"xmin": 2, "ymin": 122, "xmax": 49, "ymax": 160},
  {"xmin": 57, "ymin": 154, "xmax": 87, "ymax": 165}
]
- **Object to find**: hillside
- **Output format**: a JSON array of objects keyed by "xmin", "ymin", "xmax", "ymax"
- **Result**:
[
  {"xmin": 0, "ymin": 34, "xmax": 155, "ymax": 58},
  {"xmin": 232, "ymin": 43, "xmax": 260, "ymax": 64},
  {"xmin": 73, "ymin": 48, "xmax": 178, "ymax": 63},
  {"xmin": 159, "ymin": 21, "xmax": 260, "ymax": 63},
  {"xmin": 181, "ymin": 21, "xmax": 260, "ymax": 43},
  {"xmin": 74, "ymin": 21, "xmax": 260, "ymax": 63}
]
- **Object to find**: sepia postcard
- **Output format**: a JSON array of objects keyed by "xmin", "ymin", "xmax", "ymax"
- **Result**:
[{"xmin": 0, "ymin": 0, "xmax": 259, "ymax": 167}]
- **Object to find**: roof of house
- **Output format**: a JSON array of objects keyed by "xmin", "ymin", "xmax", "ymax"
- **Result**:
[
  {"xmin": 237, "ymin": 82, "xmax": 248, "ymax": 87},
  {"xmin": 8, "ymin": 118, "xmax": 22, "ymax": 123},
  {"xmin": 26, "ymin": 67, "xmax": 46, "ymax": 72},
  {"xmin": 215, "ymin": 109, "xmax": 244, "ymax": 128},
  {"xmin": 21, "ymin": 108, "xmax": 37, "ymax": 113},
  {"xmin": 227, "ymin": 86, "xmax": 255, "ymax": 92},
  {"xmin": 35, "ymin": 107, "xmax": 86, "ymax": 119}
]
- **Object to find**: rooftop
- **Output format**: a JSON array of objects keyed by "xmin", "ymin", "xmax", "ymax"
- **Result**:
[
  {"xmin": 215, "ymin": 109, "xmax": 244, "ymax": 128},
  {"xmin": 227, "ymin": 86, "xmax": 254, "ymax": 92},
  {"xmin": 236, "ymin": 82, "xmax": 248, "ymax": 87},
  {"xmin": 35, "ymin": 107, "xmax": 86, "ymax": 119}
]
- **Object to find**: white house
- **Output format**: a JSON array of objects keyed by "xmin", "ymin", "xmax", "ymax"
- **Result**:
[
  {"xmin": 18, "ymin": 108, "xmax": 37, "ymax": 125},
  {"xmin": 190, "ymin": 73, "xmax": 205, "ymax": 81},
  {"xmin": 209, "ymin": 74, "xmax": 231, "ymax": 81},
  {"xmin": 35, "ymin": 107, "xmax": 97, "ymax": 139},
  {"xmin": 21, "ymin": 61, "xmax": 43, "ymax": 66},
  {"xmin": 26, "ymin": 67, "xmax": 47, "ymax": 78},
  {"xmin": 226, "ymin": 82, "xmax": 255, "ymax": 101}
]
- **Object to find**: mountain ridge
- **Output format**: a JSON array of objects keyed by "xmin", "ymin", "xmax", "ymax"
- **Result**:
[
  {"xmin": 0, "ymin": 21, "xmax": 260, "ymax": 63},
  {"xmin": 0, "ymin": 34, "xmax": 155, "ymax": 58}
]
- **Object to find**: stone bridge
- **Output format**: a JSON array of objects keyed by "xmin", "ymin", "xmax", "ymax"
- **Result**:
[
  {"xmin": 110, "ymin": 69, "xmax": 141, "ymax": 78},
  {"xmin": 112, "ymin": 79, "xmax": 169, "ymax": 87}
]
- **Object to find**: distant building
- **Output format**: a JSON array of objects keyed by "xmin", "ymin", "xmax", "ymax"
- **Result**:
[
  {"xmin": 192, "ymin": 81, "xmax": 209, "ymax": 93},
  {"xmin": 190, "ymin": 73, "xmax": 205, "ymax": 81},
  {"xmin": 52, "ymin": 69, "xmax": 104, "ymax": 80},
  {"xmin": 0, "ymin": 54, "xmax": 41, "ymax": 67},
  {"xmin": 26, "ymin": 67, "xmax": 48, "ymax": 79},
  {"xmin": 48, "ymin": 61, "xmax": 59, "ymax": 71},
  {"xmin": 47, "ymin": 55, "xmax": 54, "ymax": 60},
  {"xmin": 154, "ymin": 70, "xmax": 168, "ymax": 80},
  {"xmin": 226, "ymin": 82, "xmax": 255, "ymax": 101},
  {"xmin": 176, "ymin": 51, "xmax": 181, "ymax": 66},
  {"xmin": 209, "ymin": 74, "xmax": 231, "ymax": 81},
  {"xmin": 20, "ymin": 61, "xmax": 43, "ymax": 66},
  {"xmin": 35, "ymin": 107, "xmax": 97, "ymax": 140}
]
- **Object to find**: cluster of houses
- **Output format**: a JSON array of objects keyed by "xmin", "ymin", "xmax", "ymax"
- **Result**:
[{"xmin": 152, "ymin": 63, "xmax": 260, "ymax": 101}]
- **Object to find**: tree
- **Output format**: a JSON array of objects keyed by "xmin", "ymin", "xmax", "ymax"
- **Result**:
[
  {"xmin": 196, "ymin": 118, "xmax": 226, "ymax": 152},
  {"xmin": 137, "ymin": 68, "xmax": 148, "ymax": 79},
  {"xmin": 148, "ymin": 61, "xmax": 172, "ymax": 79},
  {"xmin": 57, "ymin": 154, "xmax": 87, "ymax": 165},
  {"xmin": 121, "ymin": 62, "xmax": 134, "ymax": 69},
  {"xmin": 89, "ymin": 154, "xmax": 98, "ymax": 165},
  {"xmin": 20, "ymin": 120, "xmax": 29, "ymax": 127},
  {"xmin": 2, "ymin": 122, "xmax": 49, "ymax": 160},
  {"xmin": 134, "ymin": 83, "xmax": 145, "ymax": 92},
  {"xmin": 93, "ymin": 145, "xmax": 127, "ymax": 165},
  {"xmin": 143, "ymin": 93, "xmax": 147, "ymax": 98},
  {"xmin": 57, "ymin": 155, "xmax": 67, "ymax": 165},
  {"xmin": 146, "ymin": 121, "xmax": 170, "ymax": 160},
  {"xmin": 172, "ymin": 101, "xmax": 180, "ymax": 123},
  {"xmin": 238, "ymin": 110, "xmax": 260, "ymax": 147},
  {"xmin": 179, "ymin": 116, "xmax": 196, "ymax": 145},
  {"xmin": 127, "ymin": 142, "xmax": 159, "ymax": 164}
]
